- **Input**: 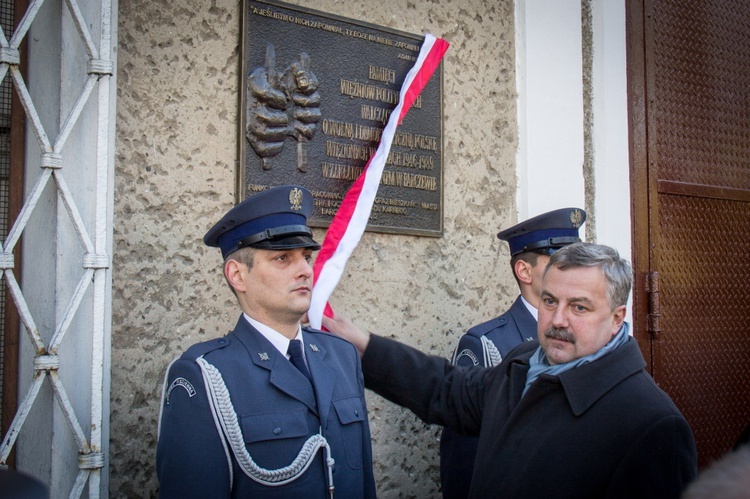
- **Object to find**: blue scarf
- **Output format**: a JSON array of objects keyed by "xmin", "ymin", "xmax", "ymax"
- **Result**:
[{"xmin": 523, "ymin": 322, "xmax": 630, "ymax": 396}]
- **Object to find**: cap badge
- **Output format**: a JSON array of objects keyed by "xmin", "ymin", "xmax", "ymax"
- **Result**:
[
  {"xmin": 289, "ymin": 187, "xmax": 304, "ymax": 211},
  {"xmin": 570, "ymin": 209, "xmax": 583, "ymax": 228}
]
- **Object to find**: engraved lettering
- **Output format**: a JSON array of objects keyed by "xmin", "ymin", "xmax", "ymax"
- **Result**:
[
  {"xmin": 393, "ymin": 131, "xmax": 439, "ymax": 152},
  {"xmin": 360, "ymin": 104, "xmax": 392, "ymax": 125},
  {"xmin": 247, "ymin": 183, "xmax": 270, "ymax": 193},
  {"xmin": 386, "ymin": 151, "xmax": 435, "ymax": 170},
  {"xmin": 374, "ymin": 197, "xmax": 418, "ymax": 208},
  {"xmin": 325, "ymin": 140, "xmax": 377, "ymax": 161},
  {"xmin": 310, "ymin": 190, "xmax": 343, "ymax": 201},
  {"xmin": 321, "ymin": 162, "xmax": 365, "ymax": 181},
  {"xmin": 252, "ymin": 7, "xmax": 292, "ymax": 23},
  {"xmin": 340, "ymin": 79, "xmax": 400, "ymax": 105},
  {"xmin": 372, "ymin": 204, "xmax": 407, "ymax": 215},
  {"xmin": 394, "ymin": 40, "xmax": 420, "ymax": 51},
  {"xmin": 322, "ymin": 119, "xmax": 382, "ymax": 142},
  {"xmin": 380, "ymin": 171, "xmax": 438, "ymax": 191},
  {"xmin": 368, "ymin": 65, "xmax": 397, "ymax": 84}
]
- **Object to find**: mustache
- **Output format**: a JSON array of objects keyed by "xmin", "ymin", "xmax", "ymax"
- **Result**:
[{"xmin": 544, "ymin": 327, "xmax": 576, "ymax": 343}]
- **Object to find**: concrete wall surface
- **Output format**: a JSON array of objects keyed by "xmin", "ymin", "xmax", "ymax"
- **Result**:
[{"xmin": 112, "ymin": 0, "xmax": 518, "ymax": 496}]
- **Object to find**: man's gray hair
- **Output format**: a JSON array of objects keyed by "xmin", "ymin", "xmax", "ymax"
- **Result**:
[{"xmin": 546, "ymin": 242, "xmax": 632, "ymax": 309}]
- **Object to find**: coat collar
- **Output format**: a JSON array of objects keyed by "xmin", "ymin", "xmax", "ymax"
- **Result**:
[
  {"xmin": 558, "ymin": 337, "xmax": 646, "ymax": 416},
  {"xmin": 302, "ymin": 326, "xmax": 338, "ymax": 425},
  {"xmin": 507, "ymin": 295, "xmax": 538, "ymax": 342},
  {"xmin": 505, "ymin": 337, "xmax": 646, "ymax": 416},
  {"xmin": 231, "ymin": 317, "xmax": 317, "ymax": 413},
  {"xmin": 230, "ymin": 316, "xmax": 338, "ymax": 420}
]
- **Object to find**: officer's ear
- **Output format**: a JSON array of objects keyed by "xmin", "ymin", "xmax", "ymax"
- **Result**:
[
  {"xmin": 514, "ymin": 259, "xmax": 533, "ymax": 285},
  {"xmin": 224, "ymin": 259, "xmax": 248, "ymax": 292}
]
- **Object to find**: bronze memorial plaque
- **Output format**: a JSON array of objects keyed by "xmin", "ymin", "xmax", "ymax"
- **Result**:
[{"xmin": 241, "ymin": 0, "xmax": 444, "ymax": 236}]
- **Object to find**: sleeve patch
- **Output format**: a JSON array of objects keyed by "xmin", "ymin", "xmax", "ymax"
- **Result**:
[
  {"xmin": 454, "ymin": 349, "xmax": 480, "ymax": 366},
  {"xmin": 166, "ymin": 377, "xmax": 197, "ymax": 404}
]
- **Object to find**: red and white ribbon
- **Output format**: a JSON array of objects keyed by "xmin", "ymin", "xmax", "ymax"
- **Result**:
[{"xmin": 309, "ymin": 34, "xmax": 449, "ymax": 329}]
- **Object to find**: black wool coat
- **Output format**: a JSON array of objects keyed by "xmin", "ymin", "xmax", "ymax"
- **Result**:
[
  {"xmin": 441, "ymin": 296, "xmax": 538, "ymax": 499},
  {"xmin": 363, "ymin": 334, "xmax": 697, "ymax": 499}
]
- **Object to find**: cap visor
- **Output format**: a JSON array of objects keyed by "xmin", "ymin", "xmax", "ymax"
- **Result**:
[{"xmin": 252, "ymin": 234, "xmax": 321, "ymax": 251}]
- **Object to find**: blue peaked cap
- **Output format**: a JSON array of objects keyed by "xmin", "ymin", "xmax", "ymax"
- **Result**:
[
  {"xmin": 498, "ymin": 207, "xmax": 586, "ymax": 256},
  {"xmin": 204, "ymin": 185, "xmax": 321, "ymax": 259}
]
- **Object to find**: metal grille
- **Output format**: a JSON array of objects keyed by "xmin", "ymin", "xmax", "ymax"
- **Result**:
[
  {"xmin": 652, "ymin": 0, "xmax": 750, "ymax": 191},
  {"xmin": 0, "ymin": 1, "xmax": 114, "ymax": 497},
  {"xmin": 0, "ymin": 0, "xmax": 13, "ymax": 437},
  {"xmin": 648, "ymin": 0, "xmax": 750, "ymax": 467},
  {"xmin": 655, "ymin": 194, "xmax": 750, "ymax": 464}
]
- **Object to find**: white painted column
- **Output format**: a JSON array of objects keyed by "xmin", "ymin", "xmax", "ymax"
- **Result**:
[
  {"xmin": 516, "ymin": 0, "xmax": 632, "ymax": 318},
  {"xmin": 591, "ymin": 0, "xmax": 631, "ymax": 259},
  {"xmin": 515, "ymin": 0, "xmax": 585, "ymax": 222},
  {"xmin": 591, "ymin": 0, "xmax": 632, "ymax": 321}
]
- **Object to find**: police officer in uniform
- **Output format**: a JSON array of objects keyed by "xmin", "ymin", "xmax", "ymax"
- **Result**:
[
  {"xmin": 439, "ymin": 207, "xmax": 586, "ymax": 499},
  {"xmin": 156, "ymin": 185, "xmax": 376, "ymax": 498}
]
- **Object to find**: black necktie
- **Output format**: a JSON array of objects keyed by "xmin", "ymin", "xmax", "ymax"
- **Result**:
[{"xmin": 287, "ymin": 339, "xmax": 311, "ymax": 381}]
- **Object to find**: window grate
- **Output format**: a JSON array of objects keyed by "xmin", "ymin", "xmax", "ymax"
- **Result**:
[{"xmin": 0, "ymin": 0, "xmax": 15, "ymax": 438}]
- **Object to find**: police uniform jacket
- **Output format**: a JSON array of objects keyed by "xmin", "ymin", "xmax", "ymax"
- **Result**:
[
  {"xmin": 364, "ymin": 334, "xmax": 697, "ymax": 498},
  {"xmin": 440, "ymin": 295, "xmax": 537, "ymax": 498},
  {"xmin": 451, "ymin": 295, "xmax": 537, "ymax": 369},
  {"xmin": 156, "ymin": 316, "xmax": 376, "ymax": 498}
]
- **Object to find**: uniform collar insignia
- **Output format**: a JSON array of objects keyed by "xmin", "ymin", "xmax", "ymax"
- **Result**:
[
  {"xmin": 258, "ymin": 352, "xmax": 270, "ymax": 361},
  {"xmin": 309, "ymin": 344, "xmax": 319, "ymax": 352}
]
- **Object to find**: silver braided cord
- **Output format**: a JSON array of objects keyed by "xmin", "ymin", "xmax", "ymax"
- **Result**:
[
  {"xmin": 197, "ymin": 358, "xmax": 235, "ymax": 488},
  {"xmin": 197, "ymin": 357, "xmax": 335, "ymax": 490},
  {"xmin": 481, "ymin": 336, "xmax": 502, "ymax": 367}
]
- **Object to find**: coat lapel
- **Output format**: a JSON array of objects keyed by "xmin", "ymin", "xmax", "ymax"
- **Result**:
[
  {"xmin": 506, "ymin": 354, "xmax": 532, "ymax": 414},
  {"xmin": 559, "ymin": 338, "xmax": 646, "ymax": 416},
  {"xmin": 232, "ymin": 317, "xmax": 318, "ymax": 414},
  {"xmin": 508, "ymin": 296, "xmax": 538, "ymax": 343},
  {"xmin": 303, "ymin": 332, "xmax": 337, "ymax": 425}
]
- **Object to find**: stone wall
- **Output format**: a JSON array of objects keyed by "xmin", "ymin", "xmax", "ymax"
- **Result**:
[{"xmin": 111, "ymin": 0, "xmax": 518, "ymax": 496}]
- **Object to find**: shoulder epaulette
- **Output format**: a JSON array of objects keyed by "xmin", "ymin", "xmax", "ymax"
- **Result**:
[
  {"xmin": 466, "ymin": 316, "xmax": 508, "ymax": 338},
  {"xmin": 182, "ymin": 335, "xmax": 231, "ymax": 361},
  {"xmin": 302, "ymin": 326, "xmax": 354, "ymax": 349}
]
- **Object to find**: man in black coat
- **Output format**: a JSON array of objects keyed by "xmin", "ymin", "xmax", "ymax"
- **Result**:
[
  {"xmin": 324, "ymin": 242, "xmax": 697, "ymax": 498},
  {"xmin": 441, "ymin": 208, "xmax": 586, "ymax": 498}
]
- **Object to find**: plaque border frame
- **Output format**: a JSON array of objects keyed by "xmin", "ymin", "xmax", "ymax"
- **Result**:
[{"xmin": 239, "ymin": 0, "xmax": 445, "ymax": 237}]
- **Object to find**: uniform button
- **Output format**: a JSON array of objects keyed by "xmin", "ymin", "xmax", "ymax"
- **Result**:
[
  {"xmin": 273, "ymin": 427, "xmax": 282, "ymax": 435},
  {"xmin": 218, "ymin": 339, "xmax": 226, "ymax": 344},
  {"xmin": 354, "ymin": 410, "xmax": 359, "ymax": 416}
]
